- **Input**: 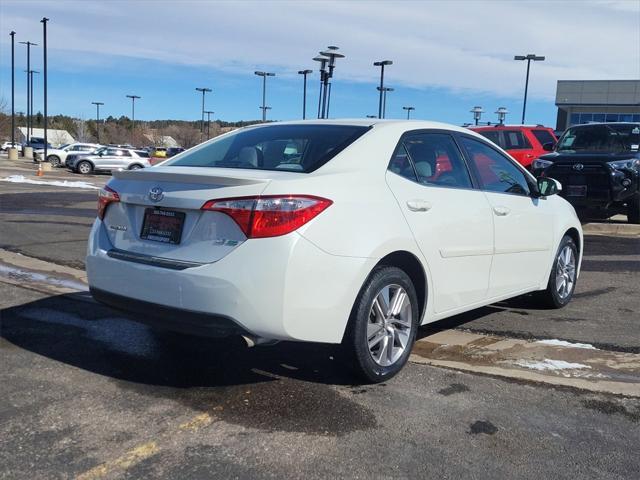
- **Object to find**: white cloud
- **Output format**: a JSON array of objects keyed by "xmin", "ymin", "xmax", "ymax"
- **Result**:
[{"xmin": 2, "ymin": 0, "xmax": 639, "ymax": 100}]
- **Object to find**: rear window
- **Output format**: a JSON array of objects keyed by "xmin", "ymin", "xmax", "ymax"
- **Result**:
[
  {"xmin": 502, "ymin": 130, "xmax": 531, "ymax": 149},
  {"xmin": 531, "ymin": 129, "xmax": 556, "ymax": 146},
  {"xmin": 477, "ymin": 130, "xmax": 501, "ymax": 146},
  {"xmin": 557, "ymin": 124, "xmax": 640, "ymax": 153},
  {"xmin": 165, "ymin": 124, "xmax": 369, "ymax": 173},
  {"xmin": 135, "ymin": 150, "xmax": 150, "ymax": 158}
]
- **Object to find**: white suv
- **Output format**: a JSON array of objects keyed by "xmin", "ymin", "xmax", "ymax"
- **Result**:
[{"xmin": 35, "ymin": 143, "xmax": 102, "ymax": 166}]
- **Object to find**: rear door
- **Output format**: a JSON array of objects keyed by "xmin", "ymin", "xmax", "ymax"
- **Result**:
[
  {"xmin": 386, "ymin": 131, "xmax": 494, "ymax": 314},
  {"xmin": 459, "ymin": 135, "xmax": 554, "ymax": 297}
]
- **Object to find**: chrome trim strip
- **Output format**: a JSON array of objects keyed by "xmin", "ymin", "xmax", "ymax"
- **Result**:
[{"xmin": 107, "ymin": 248, "xmax": 205, "ymax": 270}]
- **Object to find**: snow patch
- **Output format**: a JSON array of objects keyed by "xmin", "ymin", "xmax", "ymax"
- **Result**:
[
  {"xmin": 514, "ymin": 359, "xmax": 591, "ymax": 371},
  {"xmin": 0, "ymin": 264, "xmax": 88, "ymax": 291},
  {"xmin": 1, "ymin": 174, "xmax": 99, "ymax": 190},
  {"xmin": 536, "ymin": 339, "xmax": 598, "ymax": 350}
]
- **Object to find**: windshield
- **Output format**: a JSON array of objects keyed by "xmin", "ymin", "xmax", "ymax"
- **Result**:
[
  {"xmin": 557, "ymin": 124, "xmax": 640, "ymax": 153},
  {"xmin": 165, "ymin": 124, "xmax": 370, "ymax": 173}
]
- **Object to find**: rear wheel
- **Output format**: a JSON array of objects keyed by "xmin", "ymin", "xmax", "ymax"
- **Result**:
[
  {"xmin": 77, "ymin": 160, "xmax": 93, "ymax": 175},
  {"xmin": 627, "ymin": 194, "xmax": 640, "ymax": 224},
  {"xmin": 48, "ymin": 155, "xmax": 61, "ymax": 167},
  {"xmin": 128, "ymin": 163, "xmax": 143, "ymax": 170},
  {"xmin": 536, "ymin": 235, "xmax": 578, "ymax": 308},
  {"xmin": 343, "ymin": 266, "xmax": 418, "ymax": 383}
]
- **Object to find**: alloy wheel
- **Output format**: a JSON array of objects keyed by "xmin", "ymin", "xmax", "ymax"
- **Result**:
[
  {"xmin": 367, "ymin": 284, "xmax": 413, "ymax": 367},
  {"xmin": 555, "ymin": 245, "xmax": 576, "ymax": 299}
]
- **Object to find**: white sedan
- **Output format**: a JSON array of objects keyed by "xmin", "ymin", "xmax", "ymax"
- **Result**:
[
  {"xmin": 87, "ymin": 120, "xmax": 582, "ymax": 382},
  {"xmin": 34, "ymin": 142, "xmax": 101, "ymax": 166}
]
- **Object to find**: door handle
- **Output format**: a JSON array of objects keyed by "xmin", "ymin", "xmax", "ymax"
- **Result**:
[
  {"xmin": 406, "ymin": 200, "xmax": 432, "ymax": 212},
  {"xmin": 493, "ymin": 206, "xmax": 510, "ymax": 216}
]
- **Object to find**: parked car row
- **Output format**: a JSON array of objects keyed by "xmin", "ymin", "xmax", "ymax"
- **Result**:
[{"xmin": 66, "ymin": 146, "xmax": 151, "ymax": 174}]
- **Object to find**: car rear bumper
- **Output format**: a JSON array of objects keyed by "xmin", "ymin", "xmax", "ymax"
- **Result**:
[{"xmin": 86, "ymin": 219, "xmax": 375, "ymax": 343}]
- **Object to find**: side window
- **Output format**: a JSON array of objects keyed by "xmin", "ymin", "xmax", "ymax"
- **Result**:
[
  {"xmin": 461, "ymin": 137, "xmax": 530, "ymax": 196},
  {"xmin": 502, "ymin": 130, "xmax": 531, "ymax": 149},
  {"xmin": 388, "ymin": 143, "xmax": 417, "ymax": 182},
  {"xmin": 478, "ymin": 130, "xmax": 501, "ymax": 147},
  {"xmin": 403, "ymin": 133, "xmax": 473, "ymax": 189},
  {"xmin": 105, "ymin": 148, "xmax": 119, "ymax": 156},
  {"xmin": 120, "ymin": 150, "xmax": 132, "ymax": 157}
]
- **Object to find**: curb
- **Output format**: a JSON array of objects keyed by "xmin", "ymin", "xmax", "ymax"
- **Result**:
[{"xmin": 582, "ymin": 222, "xmax": 640, "ymax": 237}]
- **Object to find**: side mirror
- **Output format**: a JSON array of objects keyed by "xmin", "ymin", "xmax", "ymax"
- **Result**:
[
  {"xmin": 537, "ymin": 177, "xmax": 562, "ymax": 197},
  {"xmin": 542, "ymin": 142, "xmax": 555, "ymax": 152},
  {"xmin": 98, "ymin": 151, "xmax": 104, "ymax": 157}
]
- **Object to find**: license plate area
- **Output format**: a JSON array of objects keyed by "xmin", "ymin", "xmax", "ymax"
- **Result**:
[
  {"xmin": 567, "ymin": 185, "xmax": 587, "ymax": 197},
  {"xmin": 140, "ymin": 208, "xmax": 185, "ymax": 244}
]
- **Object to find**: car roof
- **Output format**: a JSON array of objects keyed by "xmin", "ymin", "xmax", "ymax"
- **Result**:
[{"xmin": 469, "ymin": 124, "xmax": 553, "ymax": 130}]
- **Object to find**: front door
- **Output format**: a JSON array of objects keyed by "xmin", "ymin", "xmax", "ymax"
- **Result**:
[
  {"xmin": 459, "ymin": 135, "xmax": 555, "ymax": 298},
  {"xmin": 386, "ymin": 132, "xmax": 494, "ymax": 314}
]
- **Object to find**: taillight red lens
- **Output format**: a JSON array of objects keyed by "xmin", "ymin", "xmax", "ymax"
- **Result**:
[
  {"xmin": 97, "ymin": 186, "xmax": 120, "ymax": 220},
  {"xmin": 201, "ymin": 195, "xmax": 332, "ymax": 238}
]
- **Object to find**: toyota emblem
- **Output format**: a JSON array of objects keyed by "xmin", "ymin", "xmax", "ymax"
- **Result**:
[
  {"xmin": 148, "ymin": 187, "xmax": 164, "ymax": 203},
  {"xmin": 572, "ymin": 163, "xmax": 584, "ymax": 171}
]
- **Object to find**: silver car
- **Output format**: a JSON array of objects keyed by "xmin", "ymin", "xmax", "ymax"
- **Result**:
[{"xmin": 67, "ymin": 147, "xmax": 151, "ymax": 175}]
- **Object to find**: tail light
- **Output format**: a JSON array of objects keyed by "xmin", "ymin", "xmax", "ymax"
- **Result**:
[
  {"xmin": 97, "ymin": 186, "xmax": 120, "ymax": 220},
  {"xmin": 201, "ymin": 195, "xmax": 332, "ymax": 238}
]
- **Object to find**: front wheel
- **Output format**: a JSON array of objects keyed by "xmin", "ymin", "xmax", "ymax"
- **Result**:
[
  {"xmin": 343, "ymin": 266, "xmax": 419, "ymax": 383},
  {"xmin": 536, "ymin": 235, "xmax": 578, "ymax": 308},
  {"xmin": 128, "ymin": 164, "xmax": 143, "ymax": 170},
  {"xmin": 77, "ymin": 161, "xmax": 93, "ymax": 175},
  {"xmin": 48, "ymin": 155, "xmax": 61, "ymax": 167}
]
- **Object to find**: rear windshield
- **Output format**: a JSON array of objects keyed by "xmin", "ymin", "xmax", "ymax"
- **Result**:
[
  {"xmin": 165, "ymin": 124, "xmax": 370, "ymax": 173},
  {"xmin": 557, "ymin": 124, "xmax": 640, "ymax": 153}
]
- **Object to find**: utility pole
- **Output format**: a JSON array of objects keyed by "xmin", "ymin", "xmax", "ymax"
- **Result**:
[
  {"xmin": 297, "ymin": 69, "xmax": 312, "ymax": 119},
  {"xmin": 92, "ymin": 102, "xmax": 104, "ymax": 143},
  {"xmin": 41, "ymin": 17, "xmax": 48, "ymax": 161},
  {"xmin": 9, "ymin": 31, "xmax": 16, "ymax": 154},
  {"xmin": 126, "ymin": 95, "xmax": 141, "ymax": 145}
]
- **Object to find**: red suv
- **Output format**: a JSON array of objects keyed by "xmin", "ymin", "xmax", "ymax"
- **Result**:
[{"xmin": 469, "ymin": 125, "xmax": 557, "ymax": 168}]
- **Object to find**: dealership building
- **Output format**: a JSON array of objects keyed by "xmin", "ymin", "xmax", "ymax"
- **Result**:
[{"xmin": 555, "ymin": 80, "xmax": 640, "ymax": 131}]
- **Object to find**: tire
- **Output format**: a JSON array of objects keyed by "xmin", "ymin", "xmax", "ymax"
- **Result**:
[
  {"xmin": 627, "ymin": 193, "xmax": 640, "ymax": 224},
  {"xmin": 48, "ymin": 155, "xmax": 61, "ymax": 167},
  {"xmin": 343, "ymin": 266, "xmax": 419, "ymax": 383},
  {"xmin": 536, "ymin": 235, "xmax": 578, "ymax": 309},
  {"xmin": 128, "ymin": 164, "xmax": 143, "ymax": 170},
  {"xmin": 77, "ymin": 160, "xmax": 93, "ymax": 175}
]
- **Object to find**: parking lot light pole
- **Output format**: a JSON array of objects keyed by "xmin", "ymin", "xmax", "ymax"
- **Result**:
[
  {"xmin": 319, "ymin": 46, "xmax": 345, "ymax": 119},
  {"xmin": 195, "ymin": 87, "xmax": 212, "ymax": 140},
  {"xmin": 402, "ymin": 106, "xmax": 415, "ymax": 119},
  {"xmin": 495, "ymin": 107, "xmax": 509, "ymax": 125},
  {"xmin": 19, "ymin": 40, "xmax": 37, "ymax": 146},
  {"xmin": 92, "ymin": 102, "xmax": 104, "ymax": 143},
  {"xmin": 126, "ymin": 95, "xmax": 140, "ymax": 145},
  {"xmin": 254, "ymin": 71, "xmax": 275, "ymax": 122},
  {"xmin": 297, "ymin": 69, "xmax": 312, "ymax": 119},
  {"xmin": 10, "ymin": 32, "xmax": 16, "ymax": 152},
  {"xmin": 27, "ymin": 70, "xmax": 39, "ymax": 135},
  {"xmin": 514, "ymin": 54, "xmax": 545, "ymax": 124},
  {"xmin": 312, "ymin": 56, "xmax": 328, "ymax": 119},
  {"xmin": 377, "ymin": 86, "xmax": 393, "ymax": 119},
  {"xmin": 373, "ymin": 60, "xmax": 392, "ymax": 119},
  {"xmin": 470, "ymin": 106, "xmax": 484, "ymax": 125},
  {"xmin": 41, "ymin": 18, "xmax": 48, "ymax": 163},
  {"xmin": 204, "ymin": 110, "xmax": 214, "ymax": 139}
]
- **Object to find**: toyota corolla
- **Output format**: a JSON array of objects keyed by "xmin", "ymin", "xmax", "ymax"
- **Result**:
[{"xmin": 87, "ymin": 120, "xmax": 583, "ymax": 382}]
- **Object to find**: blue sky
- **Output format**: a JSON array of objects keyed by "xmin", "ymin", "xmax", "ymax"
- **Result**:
[{"xmin": 1, "ymin": 0, "xmax": 639, "ymax": 126}]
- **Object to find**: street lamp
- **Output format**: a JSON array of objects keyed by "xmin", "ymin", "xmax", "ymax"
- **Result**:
[
  {"xmin": 9, "ymin": 32, "xmax": 16, "ymax": 155},
  {"xmin": 19, "ymin": 40, "xmax": 37, "ymax": 147},
  {"xmin": 297, "ymin": 69, "xmax": 312, "ymax": 119},
  {"xmin": 319, "ymin": 46, "xmax": 345, "ymax": 119},
  {"xmin": 195, "ymin": 87, "xmax": 212, "ymax": 139},
  {"xmin": 495, "ymin": 107, "xmax": 509, "ymax": 125},
  {"xmin": 126, "ymin": 95, "xmax": 141, "ymax": 145},
  {"xmin": 204, "ymin": 110, "xmax": 214, "ymax": 139},
  {"xmin": 402, "ymin": 106, "xmax": 415, "ymax": 120},
  {"xmin": 514, "ymin": 53, "xmax": 545, "ymax": 124},
  {"xmin": 254, "ymin": 71, "xmax": 275, "ymax": 122},
  {"xmin": 373, "ymin": 60, "xmax": 392, "ymax": 119},
  {"xmin": 312, "ymin": 56, "xmax": 329, "ymax": 119},
  {"xmin": 470, "ymin": 106, "xmax": 484, "ymax": 126},
  {"xmin": 92, "ymin": 102, "xmax": 104, "ymax": 143},
  {"xmin": 377, "ymin": 86, "xmax": 394, "ymax": 119},
  {"xmin": 41, "ymin": 17, "xmax": 49, "ymax": 162}
]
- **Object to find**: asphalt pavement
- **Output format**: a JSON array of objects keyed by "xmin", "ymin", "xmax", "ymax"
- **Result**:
[{"xmin": 1, "ymin": 161, "xmax": 639, "ymax": 479}]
